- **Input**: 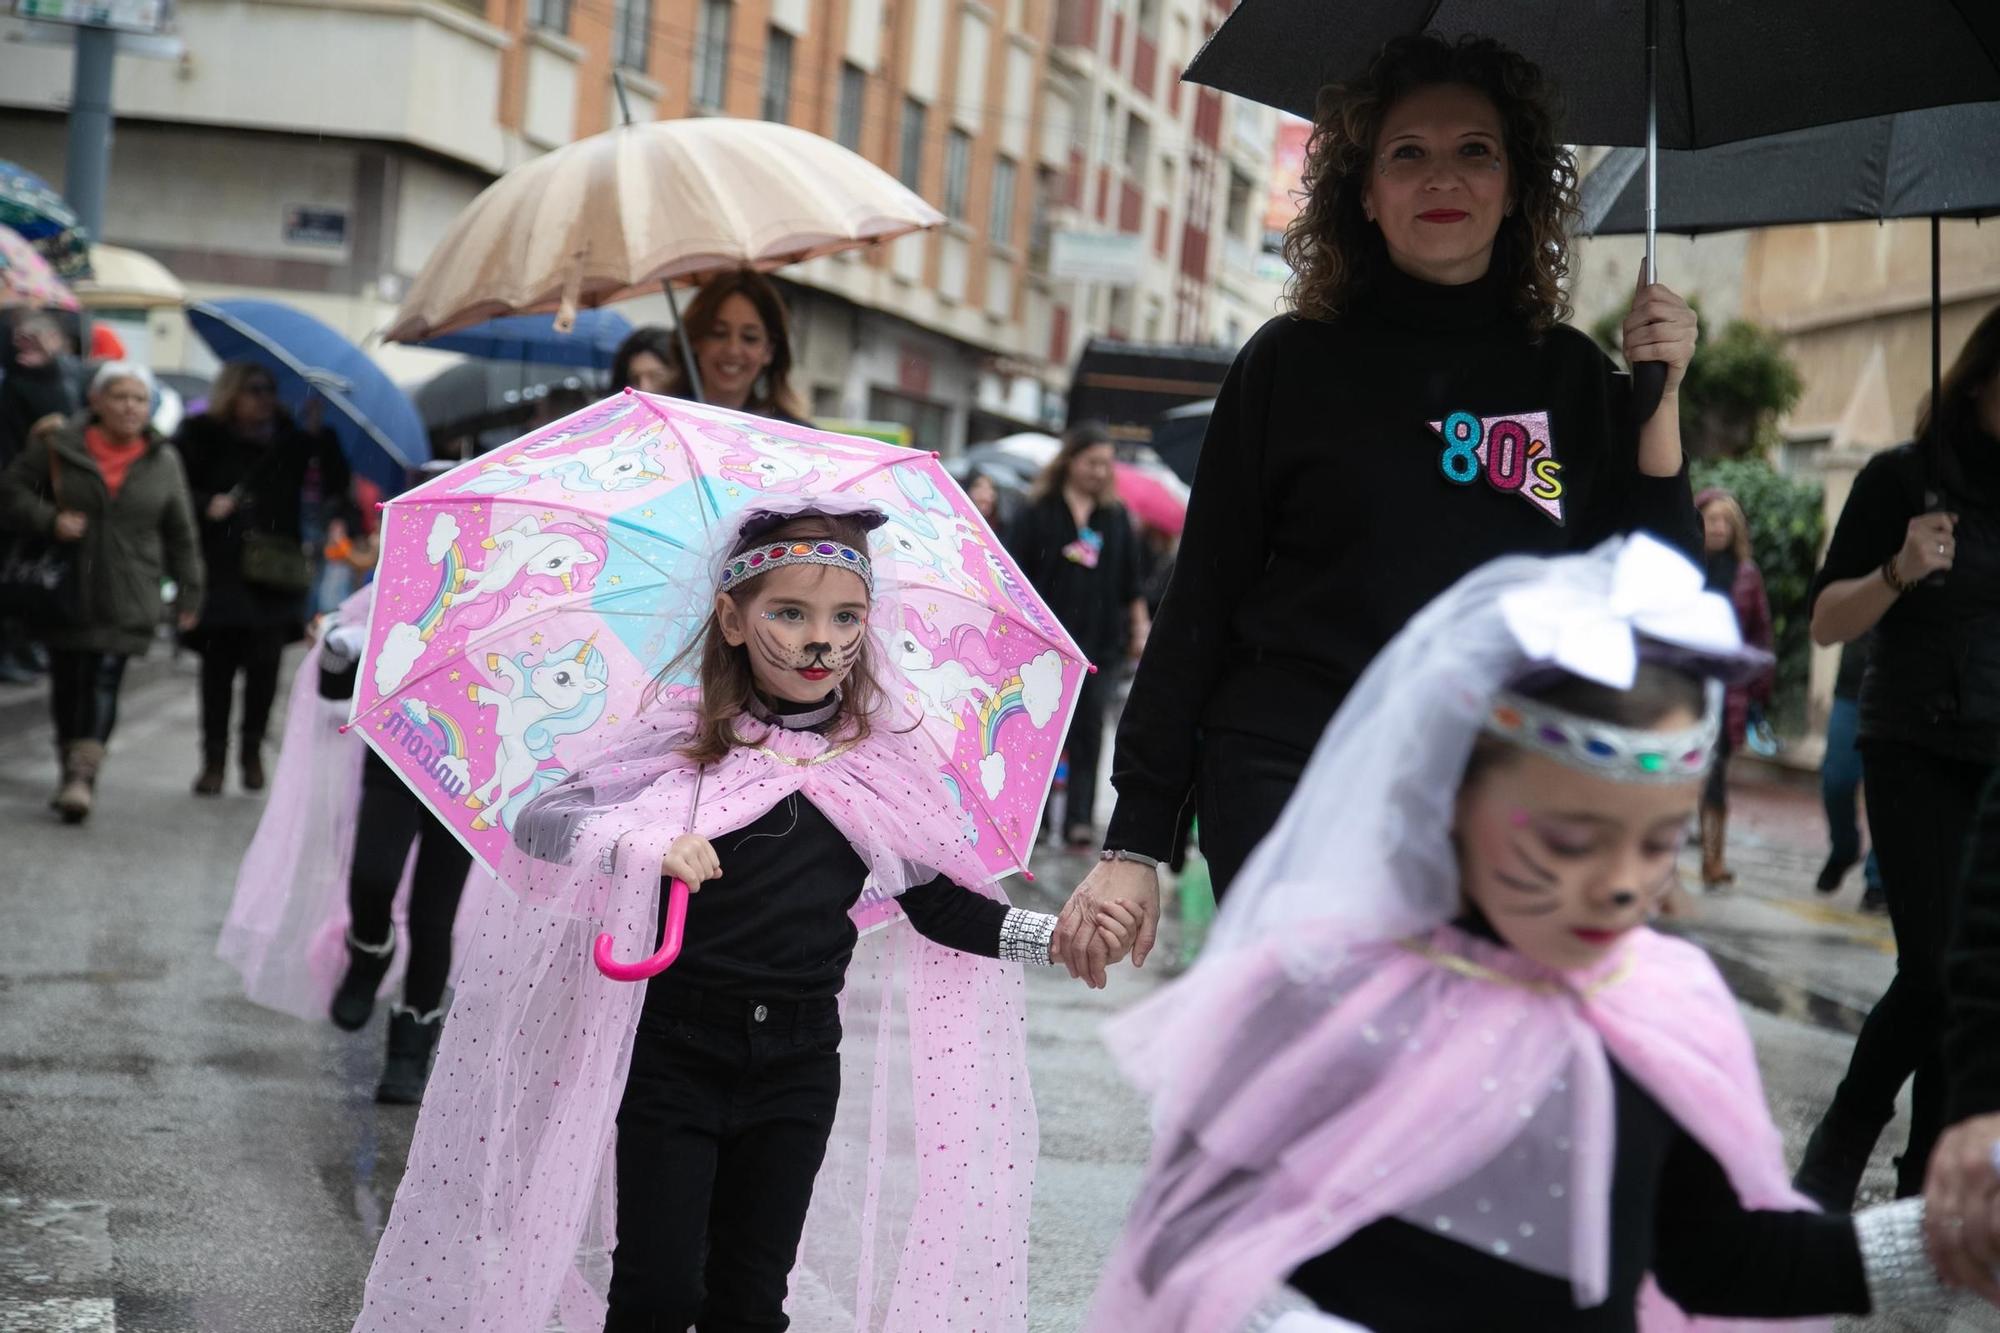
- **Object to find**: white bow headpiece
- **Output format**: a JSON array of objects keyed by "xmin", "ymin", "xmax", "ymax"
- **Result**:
[{"xmin": 1497, "ymin": 534, "xmax": 1746, "ymax": 688}]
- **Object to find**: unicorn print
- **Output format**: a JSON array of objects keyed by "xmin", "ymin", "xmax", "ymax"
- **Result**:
[
  {"xmin": 890, "ymin": 610, "xmax": 1005, "ymax": 725},
  {"xmin": 452, "ymin": 428, "xmax": 668, "ymax": 496},
  {"xmin": 446, "ymin": 516, "xmax": 602, "ymax": 627},
  {"xmin": 464, "ymin": 636, "xmax": 611, "ymax": 832}
]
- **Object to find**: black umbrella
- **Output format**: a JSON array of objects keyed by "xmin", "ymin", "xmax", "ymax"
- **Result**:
[
  {"xmin": 1578, "ymin": 102, "xmax": 2000, "ymax": 493},
  {"xmin": 1186, "ymin": 0, "xmax": 2000, "ymax": 410}
]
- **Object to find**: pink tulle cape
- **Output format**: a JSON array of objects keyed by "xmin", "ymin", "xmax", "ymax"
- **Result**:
[
  {"xmin": 351, "ymin": 700, "xmax": 1037, "ymax": 1333},
  {"xmin": 1085, "ymin": 920, "xmax": 1830, "ymax": 1333},
  {"xmin": 216, "ymin": 583, "xmax": 496, "ymax": 1020}
]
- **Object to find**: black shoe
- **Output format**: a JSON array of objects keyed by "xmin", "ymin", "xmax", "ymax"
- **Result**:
[
  {"xmin": 1815, "ymin": 854, "xmax": 1856, "ymax": 895},
  {"xmin": 376, "ymin": 1007, "xmax": 443, "ymax": 1105},
  {"xmin": 1859, "ymin": 887, "xmax": 1888, "ymax": 915},
  {"xmin": 1792, "ymin": 1112, "xmax": 1878, "ymax": 1212},
  {"xmin": 330, "ymin": 931, "xmax": 395, "ymax": 1032}
]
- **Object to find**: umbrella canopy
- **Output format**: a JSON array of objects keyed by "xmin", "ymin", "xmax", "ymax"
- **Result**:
[
  {"xmin": 1185, "ymin": 1, "xmax": 2000, "ymax": 148},
  {"xmin": 352, "ymin": 392, "xmax": 1089, "ymax": 883},
  {"xmin": 408, "ymin": 359, "xmax": 602, "ymax": 441},
  {"xmin": 417, "ymin": 308, "xmax": 633, "ymax": 369},
  {"xmin": 0, "ymin": 225, "xmax": 80, "ymax": 312},
  {"xmin": 385, "ymin": 118, "xmax": 946, "ymax": 342},
  {"xmin": 1115, "ymin": 460, "xmax": 1190, "ymax": 537},
  {"xmin": 1579, "ymin": 102, "xmax": 2000, "ymax": 235},
  {"xmin": 72, "ymin": 243, "xmax": 186, "ymax": 309},
  {"xmin": 0, "ymin": 160, "xmax": 90, "ymax": 280},
  {"xmin": 186, "ymin": 299, "xmax": 428, "ymax": 493}
]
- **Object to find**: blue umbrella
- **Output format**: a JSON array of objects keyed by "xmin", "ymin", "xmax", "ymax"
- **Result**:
[
  {"xmin": 417, "ymin": 308, "xmax": 632, "ymax": 369},
  {"xmin": 186, "ymin": 299, "xmax": 428, "ymax": 492}
]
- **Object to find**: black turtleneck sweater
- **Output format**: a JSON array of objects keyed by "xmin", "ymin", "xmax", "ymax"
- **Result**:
[{"xmin": 1105, "ymin": 268, "xmax": 1701, "ymax": 859}]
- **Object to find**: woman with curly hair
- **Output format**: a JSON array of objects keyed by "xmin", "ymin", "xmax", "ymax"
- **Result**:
[{"xmin": 1052, "ymin": 33, "xmax": 1702, "ymax": 981}]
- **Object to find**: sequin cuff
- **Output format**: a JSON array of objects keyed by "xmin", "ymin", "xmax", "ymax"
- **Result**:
[
  {"xmin": 998, "ymin": 909, "xmax": 1058, "ymax": 965},
  {"xmin": 1856, "ymin": 1198, "xmax": 1947, "ymax": 1310}
]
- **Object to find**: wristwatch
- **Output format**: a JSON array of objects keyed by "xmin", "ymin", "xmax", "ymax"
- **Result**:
[{"xmin": 1100, "ymin": 848, "xmax": 1161, "ymax": 869}]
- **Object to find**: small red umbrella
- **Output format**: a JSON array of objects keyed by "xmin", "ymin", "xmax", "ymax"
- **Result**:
[{"xmin": 1115, "ymin": 461, "xmax": 1189, "ymax": 537}]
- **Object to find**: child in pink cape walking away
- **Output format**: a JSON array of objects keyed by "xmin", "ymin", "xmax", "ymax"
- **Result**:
[
  {"xmin": 1083, "ymin": 535, "xmax": 1975, "ymax": 1333},
  {"xmin": 352, "ymin": 497, "xmax": 1138, "ymax": 1333},
  {"xmin": 216, "ymin": 581, "xmax": 494, "ymax": 1102}
]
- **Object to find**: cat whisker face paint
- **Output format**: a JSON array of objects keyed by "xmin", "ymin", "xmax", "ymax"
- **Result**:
[{"xmin": 718, "ymin": 562, "xmax": 872, "ymax": 704}]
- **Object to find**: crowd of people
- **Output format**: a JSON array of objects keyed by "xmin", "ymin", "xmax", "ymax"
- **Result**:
[{"xmin": 4, "ymin": 28, "xmax": 2000, "ymax": 1333}]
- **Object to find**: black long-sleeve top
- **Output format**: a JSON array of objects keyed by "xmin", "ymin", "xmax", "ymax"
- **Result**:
[
  {"xmin": 1006, "ymin": 492, "xmax": 1143, "ymax": 666},
  {"xmin": 1810, "ymin": 430, "xmax": 2000, "ymax": 765},
  {"xmin": 649, "ymin": 789, "xmax": 1010, "ymax": 1005},
  {"xmin": 177, "ymin": 411, "xmax": 348, "ymax": 630},
  {"xmin": 1293, "ymin": 1061, "xmax": 1869, "ymax": 1329},
  {"xmin": 1947, "ymin": 771, "xmax": 2000, "ymax": 1123},
  {"xmin": 1103, "ymin": 266, "xmax": 1701, "ymax": 860}
]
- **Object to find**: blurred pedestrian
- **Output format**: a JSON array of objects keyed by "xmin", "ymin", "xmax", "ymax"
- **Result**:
[
  {"xmin": 610, "ymin": 325, "xmax": 677, "ymax": 394},
  {"xmin": 0, "ymin": 361, "xmax": 204, "ymax": 823},
  {"xmin": 1818, "ymin": 630, "xmax": 1885, "ymax": 906},
  {"xmin": 965, "ymin": 470, "xmax": 1004, "ymax": 527},
  {"xmin": 1794, "ymin": 303, "xmax": 2000, "ymax": 1210},
  {"xmin": 0, "ymin": 312, "xmax": 83, "ymax": 683},
  {"xmin": 1007, "ymin": 422, "xmax": 1149, "ymax": 847},
  {"xmin": 177, "ymin": 362, "xmax": 349, "ymax": 796},
  {"xmin": 1694, "ymin": 487, "xmax": 1773, "ymax": 888},
  {"xmin": 1921, "ymin": 769, "xmax": 2000, "ymax": 1302},
  {"xmin": 658, "ymin": 270, "xmax": 808, "ymax": 423},
  {"xmin": 1051, "ymin": 33, "xmax": 1701, "ymax": 983}
]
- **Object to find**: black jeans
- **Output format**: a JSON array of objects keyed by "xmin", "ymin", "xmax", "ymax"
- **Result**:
[
  {"xmin": 47, "ymin": 649, "xmax": 129, "ymax": 745},
  {"xmin": 1197, "ymin": 727, "xmax": 1315, "ymax": 901},
  {"xmin": 607, "ymin": 989, "xmax": 842, "ymax": 1332},
  {"xmin": 1060, "ymin": 667, "xmax": 1110, "ymax": 833},
  {"xmin": 198, "ymin": 623, "xmax": 288, "ymax": 762},
  {"xmin": 349, "ymin": 754, "xmax": 472, "ymax": 1014},
  {"xmin": 1814, "ymin": 741, "xmax": 1995, "ymax": 1192}
]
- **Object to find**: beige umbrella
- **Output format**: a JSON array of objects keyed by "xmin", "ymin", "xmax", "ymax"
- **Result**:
[
  {"xmin": 73, "ymin": 243, "xmax": 186, "ymax": 309},
  {"xmin": 384, "ymin": 118, "xmax": 944, "ymax": 364}
]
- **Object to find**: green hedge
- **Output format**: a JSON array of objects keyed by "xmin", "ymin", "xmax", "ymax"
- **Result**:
[{"xmin": 1690, "ymin": 457, "xmax": 1825, "ymax": 735}]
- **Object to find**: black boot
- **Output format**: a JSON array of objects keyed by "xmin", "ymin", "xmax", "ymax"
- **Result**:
[
  {"xmin": 376, "ymin": 1006, "xmax": 443, "ymax": 1105},
  {"xmin": 1792, "ymin": 1108, "xmax": 1879, "ymax": 1212},
  {"xmin": 330, "ymin": 929, "xmax": 395, "ymax": 1032}
]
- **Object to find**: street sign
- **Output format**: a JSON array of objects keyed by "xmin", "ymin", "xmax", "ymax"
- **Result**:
[
  {"xmin": 1048, "ymin": 229, "xmax": 1143, "ymax": 284},
  {"xmin": 12, "ymin": 0, "xmax": 167, "ymax": 33}
]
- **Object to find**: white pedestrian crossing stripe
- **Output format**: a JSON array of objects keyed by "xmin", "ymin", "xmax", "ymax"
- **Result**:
[{"xmin": 0, "ymin": 1297, "xmax": 115, "ymax": 1332}]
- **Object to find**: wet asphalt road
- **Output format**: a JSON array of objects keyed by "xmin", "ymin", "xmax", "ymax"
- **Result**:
[{"xmin": 1, "ymin": 658, "xmax": 1997, "ymax": 1331}]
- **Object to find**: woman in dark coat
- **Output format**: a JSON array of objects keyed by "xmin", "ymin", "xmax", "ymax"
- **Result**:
[
  {"xmin": 1793, "ymin": 302, "xmax": 2000, "ymax": 1210},
  {"xmin": 1051, "ymin": 33, "xmax": 1701, "ymax": 983},
  {"xmin": 1694, "ymin": 486, "xmax": 1773, "ymax": 887},
  {"xmin": 0, "ymin": 362, "xmax": 204, "ymax": 823},
  {"xmin": 177, "ymin": 361, "xmax": 347, "ymax": 795}
]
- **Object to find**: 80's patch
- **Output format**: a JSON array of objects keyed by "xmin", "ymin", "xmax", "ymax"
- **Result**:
[{"xmin": 1426, "ymin": 409, "xmax": 1565, "ymax": 525}]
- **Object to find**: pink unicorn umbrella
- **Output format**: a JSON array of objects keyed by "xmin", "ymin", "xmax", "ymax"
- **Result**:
[{"xmin": 353, "ymin": 390, "xmax": 1090, "ymax": 977}]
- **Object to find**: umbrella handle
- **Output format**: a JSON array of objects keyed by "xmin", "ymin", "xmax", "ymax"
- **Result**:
[
  {"xmin": 1632, "ymin": 360, "xmax": 1668, "ymax": 424},
  {"xmin": 592, "ymin": 878, "xmax": 691, "ymax": 982}
]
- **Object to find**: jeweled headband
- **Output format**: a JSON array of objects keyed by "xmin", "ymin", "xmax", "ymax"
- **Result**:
[
  {"xmin": 1482, "ymin": 688, "xmax": 1720, "ymax": 784},
  {"xmin": 718, "ymin": 539, "xmax": 873, "ymax": 595}
]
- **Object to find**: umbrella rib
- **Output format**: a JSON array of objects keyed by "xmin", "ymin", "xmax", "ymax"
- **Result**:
[
  {"xmin": 191, "ymin": 302, "xmax": 418, "ymax": 472},
  {"xmin": 630, "ymin": 392, "xmax": 725, "ymax": 543},
  {"xmin": 829, "ymin": 450, "xmax": 933, "ymax": 494}
]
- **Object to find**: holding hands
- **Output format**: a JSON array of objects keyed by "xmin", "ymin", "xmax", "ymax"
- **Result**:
[
  {"xmin": 1924, "ymin": 1113, "xmax": 2000, "ymax": 1302},
  {"xmin": 1053, "ymin": 858, "xmax": 1163, "ymax": 988}
]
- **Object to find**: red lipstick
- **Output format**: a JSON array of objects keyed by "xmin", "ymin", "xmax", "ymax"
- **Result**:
[
  {"xmin": 1417, "ymin": 208, "xmax": 1470, "ymax": 223},
  {"xmin": 798, "ymin": 667, "xmax": 831, "ymax": 681},
  {"xmin": 1570, "ymin": 927, "xmax": 1624, "ymax": 946}
]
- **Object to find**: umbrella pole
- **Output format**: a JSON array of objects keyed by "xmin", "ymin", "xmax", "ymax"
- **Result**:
[
  {"xmin": 1927, "ymin": 213, "xmax": 1942, "ymax": 507},
  {"xmin": 1630, "ymin": 0, "xmax": 1668, "ymax": 422},
  {"xmin": 662, "ymin": 278, "xmax": 708, "ymax": 403}
]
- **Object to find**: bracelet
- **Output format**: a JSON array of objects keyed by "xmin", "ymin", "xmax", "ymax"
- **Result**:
[
  {"xmin": 1855, "ymin": 1197, "xmax": 1948, "ymax": 1310},
  {"xmin": 1882, "ymin": 556, "xmax": 1915, "ymax": 595},
  {"xmin": 998, "ymin": 908, "xmax": 1060, "ymax": 965},
  {"xmin": 1100, "ymin": 848, "xmax": 1161, "ymax": 869}
]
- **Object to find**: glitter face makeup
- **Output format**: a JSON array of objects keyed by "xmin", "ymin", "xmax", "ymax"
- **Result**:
[
  {"xmin": 1454, "ymin": 720, "xmax": 1702, "ymax": 973},
  {"xmin": 718, "ymin": 561, "xmax": 872, "ymax": 704}
]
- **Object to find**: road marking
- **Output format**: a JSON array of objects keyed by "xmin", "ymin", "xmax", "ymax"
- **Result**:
[{"xmin": 0, "ymin": 1297, "xmax": 115, "ymax": 1332}]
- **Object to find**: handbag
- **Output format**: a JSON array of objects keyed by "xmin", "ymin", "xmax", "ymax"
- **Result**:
[
  {"xmin": 0, "ymin": 443, "xmax": 82, "ymax": 624},
  {"xmin": 232, "ymin": 439, "xmax": 317, "ymax": 595}
]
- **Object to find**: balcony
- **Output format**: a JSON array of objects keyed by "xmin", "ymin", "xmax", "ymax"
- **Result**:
[
  {"xmin": 1052, "ymin": 0, "xmax": 1099, "ymax": 55},
  {"xmin": 0, "ymin": 0, "xmax": 510, "ymax": 173}
]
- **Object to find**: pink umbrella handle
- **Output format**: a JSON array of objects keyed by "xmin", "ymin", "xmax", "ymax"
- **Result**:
[{"xmin": 592, "ymin": 878, "xmax": 691, "ymax": 982}]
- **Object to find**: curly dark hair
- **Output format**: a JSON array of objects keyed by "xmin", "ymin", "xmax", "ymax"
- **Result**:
[{"xmin": 1282, "ymin": 33, "xmax": 1580, "ymax": 333}]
